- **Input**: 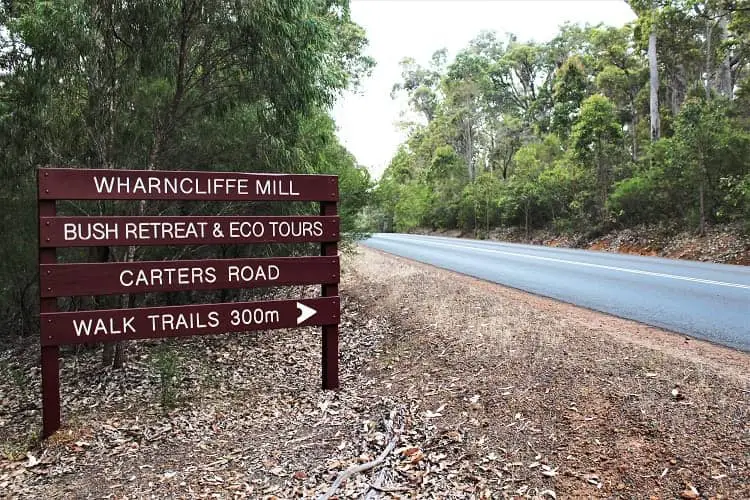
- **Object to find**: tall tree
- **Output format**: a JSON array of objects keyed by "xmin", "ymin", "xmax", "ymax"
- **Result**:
[
  {"xmin": 570, "ymin": 94, "xmax": 625, "ymax": 220},
  {"xmin": 374, "ymin": 4, "xmax": 750, "ymax": 238},
  {"xmin": 628, "ymin": 0, "xmax": 662, "ymax": 139},
  {"xmin": 391, "ymin": 50, "xmax": 446, "ymax": 123},
  {"xmin": 648, "ymin": 5, "xmax": 662, "ymax": 140},
  {"xmin": 0, "ymin": 0, "xmax": 373, "ymax": 356},
  {"xmin": 671, "ymin": 97, "xmax": 749, "ymax": 235},
  {"xmin": 551, "ymin": 56, "xmax": 588, "ymax": 141}
]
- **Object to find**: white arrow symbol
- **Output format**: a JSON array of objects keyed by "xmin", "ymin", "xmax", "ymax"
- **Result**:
[{"xmin": 296, "ymin": 302, "xmax": 317, "ymax": 325}]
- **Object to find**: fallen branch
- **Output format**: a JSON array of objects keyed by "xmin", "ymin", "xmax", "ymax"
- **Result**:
[
  {"xmin": 318, "ymin": 408, "xmax": 403, "ymax": 500},
  {"xmin": 318, "ymin": 436, "xmax": 398, "ymax": 500},
  {"xmin": 364, "ymin": 469, "xmax": 388, "ymax": 500}
]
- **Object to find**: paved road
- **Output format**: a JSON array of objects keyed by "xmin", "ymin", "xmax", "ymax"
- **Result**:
[{"xmin": 362, "ymin": 233, "xmax": 750, "ymax": 352}]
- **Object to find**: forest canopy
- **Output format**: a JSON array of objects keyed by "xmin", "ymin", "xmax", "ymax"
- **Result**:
[{"xmin": 370, "ymin": 0, "xmax": 750, "ymax": 240}]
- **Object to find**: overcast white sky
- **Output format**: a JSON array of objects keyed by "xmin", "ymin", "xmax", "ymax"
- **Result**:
[{"xmin": 332, "ymin": 0, "xmax": 637, "ymax": 178}]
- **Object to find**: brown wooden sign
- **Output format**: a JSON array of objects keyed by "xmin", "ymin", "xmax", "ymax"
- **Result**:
[
  {"xmin": 37, "ymin": 167, "xmax": 340, "ymax": 439},
  {"xmin": 41, "ymin": 297, "xmax": 340, "ymax": 346},
  {"xmin": 38, "ymin": 167, "xmax": 338, "ymax": 201},
  {"xmin": 40, "ymin": 256, "xmax": 339, "ymax": 297},
  {"xmin": 40, "ymin": 215, "xmax": 339, "ymax": 247}
]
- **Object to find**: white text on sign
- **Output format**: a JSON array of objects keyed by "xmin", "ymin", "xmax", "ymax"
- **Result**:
[
  {"xmin": 71, "ymin": 307, "xmax": 284, "ymax": 338},
  {"xmin": 118, "ymin": 264, "xmax": 280, "ymax": 287},
  {"xmin": 93, "ymin": 176, "xmax": 300, "ymax": 197},
  {"xmin": 62, "ymin": 220, "xmax": 324, "ymax": 242}
]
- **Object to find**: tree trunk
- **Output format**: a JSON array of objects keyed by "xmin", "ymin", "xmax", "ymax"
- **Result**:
[
  {"xmin": 110, "ymin": 1, "xmax": 191, "ymax": 369},
  {"xmin": 88, "ymin": 244, "xmax": 114, "ymax": 365},
  {"xmin": 113, "ymin": 341, "xmax": 127, "ymax": 368},
  {"xmin": 102, "ymin": 342, "xmax": 115, "ymax": 365},
  {"xmin": 473, "ymin": 199, "xmax": 478, "ymax": 238},
  {"xmin": 705, "ymin": 19, "xmax": 714, "ymax": 98},
  {"xmin": 698, "ymin": 177, "xmax": 706, "ymax": 236},
  {"xmin": 485, "ymin": 193, "xmax": 490, "ymax": 236},
  {"xmin": 648, "ymin": 27, "xmax": 661, "ymax": 141},
  {"xmin": 112, "ymin": 135, "xmax": 162, "ymax": 369},
  {"xmin": 464, "ymin": 93, "xmax": 475, "ymax": 181},
  {"xmin": 466, "ymin": 121, "xmax": 474, "ymax": 181},
  {"xmin": 717, "ymin": 14, "xmax": 733, "ymax": 99},
  {"xmin": 524, "ymin": 199, "xmax": 530, "ymax": 241}
]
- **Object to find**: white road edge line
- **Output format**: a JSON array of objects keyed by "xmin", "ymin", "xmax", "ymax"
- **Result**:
[{"xmin": 373, "ymin": 235, "xmax": 750, "ymax": 291}]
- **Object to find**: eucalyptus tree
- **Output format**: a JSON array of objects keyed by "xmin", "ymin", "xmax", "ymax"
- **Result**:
[
  {"xmin": 391, "ymin": 49, "xmax": 447, "ymax": 123},
  {"xmin": 570, "ymin": 94, "xmax": 626, "ymax": 221},
  {"xmin": 0, "ymin": 0, "xmax": 373, "ymax": 362},
  {"xmin": 670, "ymin": 97, "xmax": 750, "ymax": 234},
  {"xmin": 374, "ymin": 0, "xmax": 750, "ymax": 237}
]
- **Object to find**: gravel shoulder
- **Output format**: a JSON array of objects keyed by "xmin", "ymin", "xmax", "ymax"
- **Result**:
[{"xmin": 1, "ymin": 247, "xmax": 749, "ymax": 499}]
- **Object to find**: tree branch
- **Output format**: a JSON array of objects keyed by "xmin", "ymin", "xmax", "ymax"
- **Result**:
[{"xmin": 317, "ymin": 408, "xmax": 404, "ymax": 500}]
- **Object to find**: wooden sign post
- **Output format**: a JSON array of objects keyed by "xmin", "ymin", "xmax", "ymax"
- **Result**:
[{"xmin": 37, "ymin": 168, "xmax": 340, "ymax": 438}]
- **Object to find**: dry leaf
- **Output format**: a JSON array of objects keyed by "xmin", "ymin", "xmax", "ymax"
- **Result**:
[
  {"xmin": 24, "ymin": 453, "xmax": 39, "ymax": 468},
  {"xmin": 679, "ymin": 484, "xmax": 700, "ymax": 499}
]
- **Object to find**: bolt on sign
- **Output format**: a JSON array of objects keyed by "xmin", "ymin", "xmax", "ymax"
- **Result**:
[{"xmin": 38, "ymin": 168, "xmax": 340, "ymax": 438}]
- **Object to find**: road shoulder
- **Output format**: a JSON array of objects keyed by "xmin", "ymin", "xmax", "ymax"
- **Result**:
[
  {"xmin": 344, "ymin": 245, "xmax": 750, "ymax": 498},
  {"xmin": 1, "ymin": 246, "xmax": 747, "ymax": 498}
]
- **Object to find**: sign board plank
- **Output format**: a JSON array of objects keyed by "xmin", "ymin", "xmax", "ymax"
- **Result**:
[
  {"xmin": 36, "ymin": 166, "xmax": 342, "ymax": 438},
  {"xmin": 40, "ymin": 256, "xmax": 339, "ymax": 298},
  {"xmin": 38, "ymin": 168, "xmax": 338, "ymax": 201},
  {"xmin": 40, "ymin": 296, "xmax": 340, "ymax": 346},
  {"xmin": 39, "ymin": 215, "xmax": 339, "ymax": 247}
]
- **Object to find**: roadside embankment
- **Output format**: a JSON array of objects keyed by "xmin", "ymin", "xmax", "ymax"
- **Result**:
[{"xmin": 413, "ymin": 222, "xmax": 750, "ymax": 265}]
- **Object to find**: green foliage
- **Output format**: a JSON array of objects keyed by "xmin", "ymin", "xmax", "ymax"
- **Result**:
[
  {"xmin": 667, "ymin": 97, "xmax": 750, "ymax": 229},
  {"xmin": 365, "ymin": 1, "xmax": 750, "ymax": 242},
  {"xmin": 391, "ymin": 50, "xmax": 446, "ymax": 122},
  {"xmin": 0, "ymin": 0, "xmax": 374, "ymax": 341},
  {"xmin": 457, "ymin": 172, "xmax": 501, "ymax": 233},
  {"xmin": 502, "ymin": 135, "xmax": 564, "ymax": 230},
  {"xmin": 608, "ymin": 170, "xmax": 666, "ymax": 224},
  {"xmin": 152, "ymin": 344, "xmax": 181, "ymax": 411},
  {"xmin": 717, "ymin": 174, "xmax": 750, "ymax": 228},
  {"xmin": 394, "ymin": 182, "xmax": 431, "ymax": 232},
  {"xmin": 538, "ymin": 161, "xmax": 582, "ymax": 231},
  {"xmin": 297, "ymin": 111, "xmax": 373, "ymax": 240},
  {"xmin": 720, "ymin": 174, "xmax": 750, "ymax": 230},
  {"xmin": 570, "ymin": 94, "xmax": 625, "ymax": 220},
  {"xmin": 551, "ymin": 56, "xmax": 588, "ymax": 140}
]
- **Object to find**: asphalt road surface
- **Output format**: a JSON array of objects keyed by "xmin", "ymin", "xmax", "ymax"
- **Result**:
[{"xmin": 362, "ymin": 233, "xmax": 750, "ymax": 352}]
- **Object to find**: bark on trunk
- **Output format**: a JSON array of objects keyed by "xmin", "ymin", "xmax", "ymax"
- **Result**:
[
  {"xmin": 90, "ymin": 246, "xmax": 114, "ymax": 365},
  {"xmin": 648, "ymin": 29, "xmax": 661, "ymax": 141},
  {"xmin": 717, "ymin": 15, "xmax": 733, "ymax": 99},
  {"xmin": 112, "ymin": 135, "xmax": 162, "ymax": 369},
  {"xmin": 524, "ymin": 199, "xmax": 530, "ymax": 241},
  {"xmin": 466, "ymin": 122, "xmax": 474, "ymax": 181},
  {"xmin": 102, "ymin": 343, "xmax": 115, "ymax": 365},
  {"xmin": 698, "ymin": 177, "xmax": 706, "ymax": 236},
  {"xmin": 485, "ymin": 194, "xmax": 490, "ymax": 236},
  {"xmin": 705, "ymin": 20, "xmax": 714, "ymax": 98}
]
